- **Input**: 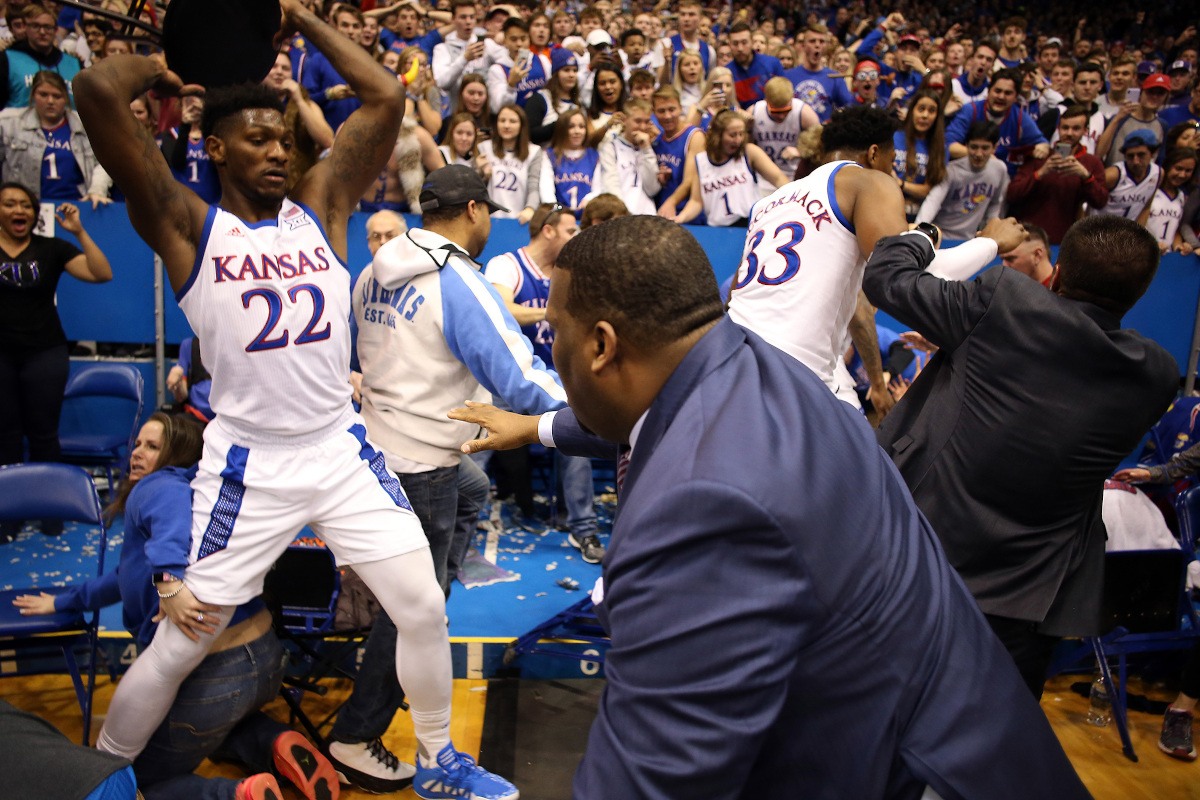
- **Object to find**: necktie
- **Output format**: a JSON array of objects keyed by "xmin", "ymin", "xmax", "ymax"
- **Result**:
[{"xmin": 616, "ymin": 447, "xmax": 631, "ymax": 496}]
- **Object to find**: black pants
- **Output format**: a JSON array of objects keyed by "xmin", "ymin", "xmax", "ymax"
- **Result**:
[
  {"xmin": 0, "ymin": 344, "xmax": 69, "ymax": 466},
  {"xmin": 1180, "ymin": 641, "xmax": 1200, "ymax": 700},
  {"xmin": 986, "ymin": 613, "xmax": 1060, "ymax": 700}
]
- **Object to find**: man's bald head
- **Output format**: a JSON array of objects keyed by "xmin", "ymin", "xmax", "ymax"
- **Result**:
[{"xmin": 366, "ymin": 210, "xmax": 407, "ymax": 256}]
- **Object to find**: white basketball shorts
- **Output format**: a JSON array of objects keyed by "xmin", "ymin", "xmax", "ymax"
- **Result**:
[{"xmin": 183, "ymin": 411, "xmax": 428, "ymax": 605}]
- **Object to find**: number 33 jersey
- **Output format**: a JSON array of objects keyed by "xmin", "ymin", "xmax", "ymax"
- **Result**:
[
  {"xmin": 727, "ymin": 160, "xmax": 862, "ymax": 400},
  {"xmin": 177, "ymin": 199, "xmax": 353, "ymax": 441}
]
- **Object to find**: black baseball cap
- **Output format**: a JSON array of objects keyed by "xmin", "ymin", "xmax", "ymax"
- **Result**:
[{"xmin": 420, "ymin": 165, "xmax": 507, "ymax": 213}]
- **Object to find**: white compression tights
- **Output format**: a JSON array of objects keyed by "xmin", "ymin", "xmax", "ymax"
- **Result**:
[{"xmin": 97, "ymin": 548, "xmax": 453, "ymax": 761}]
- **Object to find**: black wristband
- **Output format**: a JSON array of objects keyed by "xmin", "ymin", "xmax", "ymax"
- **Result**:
[{"xmin": 915, "ymin": 221, "xmax": 941, "ymax": 249}]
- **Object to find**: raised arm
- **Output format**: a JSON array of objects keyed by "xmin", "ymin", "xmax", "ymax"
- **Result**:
[
  {"xmin": 72, "ymin": 55, "xmax": 208, "ymax": 291},
  {"xmin": 290, "ymin": 1, "xmax": 404, "ymax": 240}
]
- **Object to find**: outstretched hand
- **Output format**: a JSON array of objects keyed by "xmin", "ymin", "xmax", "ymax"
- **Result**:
[
  {"xmin": 1111, "ymin": 467, "xmax": 1151, "ymax": 484},
  {"xmin": 448, "ymin": 401, "xmax": 542, "ymax": 454},
  {"xmin": 13, "ymin": 591, "xmax": 56, "ymax": 615}
]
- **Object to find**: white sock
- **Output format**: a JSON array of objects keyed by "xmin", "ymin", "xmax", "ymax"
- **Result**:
[{"xmin": 350, "ymin": 551, "xmax": 453, "ymax": 765}]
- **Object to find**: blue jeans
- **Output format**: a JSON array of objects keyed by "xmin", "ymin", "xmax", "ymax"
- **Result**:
[
  {"xmin": 134, "ymin": 629, "xmax": 289, "ymax": 800},
  {"xmin": 558, "ymin": 452, "xmax": 598, "ymax": 539},
  {"xmin": 448, "ymin": 454, "xmax": 490, "ymax": 589},
  {"xmin": 329, "ymin": 466, "xmax": 459, "ymax": 744}
]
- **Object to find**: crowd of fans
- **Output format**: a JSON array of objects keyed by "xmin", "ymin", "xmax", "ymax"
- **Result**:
[
  {"xmin": 4, "ymin": 0, "xmax": 1200, "ymax": 795},
  {"xmin": 0, "ymin": 0, "xmax": 1194, "ymax": 244}
]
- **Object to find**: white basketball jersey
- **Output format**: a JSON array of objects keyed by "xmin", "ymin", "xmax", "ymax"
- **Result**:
[
  {"xmin": 1091, "ymin": 162, "xmax": 1161, "ymax": 220},
  {"xmin": 177, "ymin": 199, "xmax": 352, "ymax": 441},
  {"xmin": 479, "ymin": 139, "xmax": 544, "ymax": 219},
  {"xmin": 610, "ymin": 137, "xmax": 657, "ymax": 215},
  {"xmin": 727, "ymin": 160, "xmax": 863, "ymax": 404},
  {"xmin": 750, "ymin": 99, "xmax": 803, "ymax": 174},
  {"xmin": 696, "ymin": 152, "xmax": 761, "ymax": 226},
  {"xmin": 1147, "ymin": 188, "xmax": 1185, "ymax": 246}
]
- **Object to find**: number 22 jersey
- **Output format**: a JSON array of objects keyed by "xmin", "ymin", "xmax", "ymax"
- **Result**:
[{"xmin": 176, "ymin": 199, "xmax": 353, "ymax": 441}]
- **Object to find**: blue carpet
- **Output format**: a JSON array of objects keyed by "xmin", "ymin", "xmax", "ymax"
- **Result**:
[{"xmin": 0, "ymin": 497, "xmax": 612, "ymax": 642}]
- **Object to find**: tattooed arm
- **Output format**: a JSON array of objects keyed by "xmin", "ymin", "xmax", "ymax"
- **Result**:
[
  {"xmin": 72, "ymin": 56, "xmax": 207, "ymax": 293},
  {"xmin": 288, "ymin": 0, "xmax": 403, "ymax": 261}
]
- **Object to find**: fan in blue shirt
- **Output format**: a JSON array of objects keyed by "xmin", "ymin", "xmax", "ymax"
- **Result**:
[
  {"xmin": 727, "ymin": 23, "xmax": 783, "ymax": 108},
  {"xmin": 946, "ymin": 69, "xmax": 1048, "ymax": 176}
]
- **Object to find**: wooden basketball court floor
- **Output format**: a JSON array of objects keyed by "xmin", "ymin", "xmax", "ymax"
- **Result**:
[{"xmin": 2, "ymin": 672, "xmax": 1196, "ymax": 798}]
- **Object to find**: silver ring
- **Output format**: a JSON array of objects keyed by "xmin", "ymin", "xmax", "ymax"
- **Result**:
[{"xmin": 196, "ymin": 613, "xmax": 204, "ymax": 622}]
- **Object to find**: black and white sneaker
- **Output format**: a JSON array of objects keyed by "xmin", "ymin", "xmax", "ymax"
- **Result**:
[
  {"xmin": 568, "ymin": 533, "xmax": 605, "ymax": 564},
  {"xmin": 326, "ymin": 738, "xmax": 416, "ymax": 794}
]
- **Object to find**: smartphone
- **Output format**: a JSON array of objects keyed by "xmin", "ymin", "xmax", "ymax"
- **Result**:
[
  {"xmin": 1054, "ymin": 141, "xmax": 1073, "ymax": 158},
  {"xmin": 517, "ymin": 47, "xmax": 532, "ymax": 69}
]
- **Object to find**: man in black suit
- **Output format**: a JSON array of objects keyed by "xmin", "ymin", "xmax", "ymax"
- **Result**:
[{"xmin": 863, "ymin": 214, "xmax": 1179, "ymax": 697}]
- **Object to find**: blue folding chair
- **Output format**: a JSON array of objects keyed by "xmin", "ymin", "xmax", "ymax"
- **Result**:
[
  {"xmin": 58, "ymin": 364, "xmax": 145, "ymax": 496},
  {"xmin": 1050, "ymin": 486, "xmax": 1200, "ymax": 761},
  {"xmin": 0, "ymin": 463, "xmax": 109, "ymax": 744}
]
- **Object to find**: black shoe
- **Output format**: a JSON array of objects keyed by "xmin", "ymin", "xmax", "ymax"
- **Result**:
[
  {"xmin": 569, "ymin": 532, "xmax": 605, "ymax": 564},
  {"xmin": 40, "ymin": 519, "xmax": 63, "ymax": 537}
]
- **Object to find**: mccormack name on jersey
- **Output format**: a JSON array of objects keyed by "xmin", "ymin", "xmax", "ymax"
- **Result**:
[{"xmin": 750, "ymin": 186, "xmax": 834, "ymax": 230}]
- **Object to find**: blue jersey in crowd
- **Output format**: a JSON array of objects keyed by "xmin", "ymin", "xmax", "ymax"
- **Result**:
[
  {"xmin": 653, "ymin": 125, "xmax": 698, "ymax": 208},
  {"xmin": 382, "ymin": 28, "xmax": 443, "ymax": 56},
  {"xmin": 502, "ymin": 248, "xmax": 553, "ymax": 366},
  {"xmin": 784, "ymin": 65, "xmax": 853, "ymax": 122},
  {"xmin": 945, "ymin": 101, "xmax": 1046, "ymax": 175},
  {"xmin": 40, "ymin": 122, "xmax": 82, "ymax": 200},
  {"xmin": 547, "ymin": 147, "xmax": 599, "ymax": 212},
  {"xmin": 729, "ymin": 54, "xmax": 784, "ymax": 108},
  {"xmin": 893, "ymin": 131, "xmax": 932, "ymax": 183},
  {"xmin": 174, "ymin": 137, "xmax": 221, "ymax": 204}
]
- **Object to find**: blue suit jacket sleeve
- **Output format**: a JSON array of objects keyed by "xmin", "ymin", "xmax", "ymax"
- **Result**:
[
  {"xmin": 550, "ymin": 407, "xmax": 620, "ymax": 461},
  {"xmin": 861, "ymin": 233, "xmax": 994, "ymax": 353},
  {"xmin": 574, "ymin": 480, "xmax": 810, "ymax": 799}
]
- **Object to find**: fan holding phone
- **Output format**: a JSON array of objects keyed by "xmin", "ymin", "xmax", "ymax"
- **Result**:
[{"xmin": 1005, "ymin": 105, "xmax": 1110, "ymax": 244}]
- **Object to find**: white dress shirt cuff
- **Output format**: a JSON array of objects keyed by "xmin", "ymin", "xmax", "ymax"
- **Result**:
[{"xmin": 537, "ymin": 410, "xmax": 559, "ymax": 448}]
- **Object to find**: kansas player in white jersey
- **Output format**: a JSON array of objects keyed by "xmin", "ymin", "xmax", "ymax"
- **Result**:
[
  {"xmin": 74, "ymin": 3, "xmax": 517, "ymax": 798},
  {"xmin": 726, "ymin": 106, "xmax": 1022, "ymax": 417}
]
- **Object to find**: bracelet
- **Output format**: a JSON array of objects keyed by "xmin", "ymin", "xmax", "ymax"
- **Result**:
[{"xmin": 157, "ymin": 583, "xmax": 185, "ymax": 599}]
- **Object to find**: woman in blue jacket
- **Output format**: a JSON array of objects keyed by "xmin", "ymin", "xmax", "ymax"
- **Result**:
[{"xmin": 14, "ymin": 412, "xmax": 338, "ymax": 800}]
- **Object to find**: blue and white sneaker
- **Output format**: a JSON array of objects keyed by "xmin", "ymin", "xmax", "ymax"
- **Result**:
[{"xmin": 413, "ymin": 744, "xmax": 518, "ymax": 800}]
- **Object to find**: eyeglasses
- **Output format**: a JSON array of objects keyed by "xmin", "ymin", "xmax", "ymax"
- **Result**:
[
  {"xmin": 855, "ymin": 69, "xmax": 879, "ymax": 81},
  {"xmin": 27, "ymin": 23, "xmax": 55, "ymax": 32},
  {"xmin": 533, "ymin": 203, "xmax": 565, "ymax": 230}
]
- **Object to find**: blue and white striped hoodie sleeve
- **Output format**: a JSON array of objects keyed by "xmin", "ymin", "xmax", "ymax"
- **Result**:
[{"xmin": 440, "ymin": 258, "xmax": 568, "ymax": 415}]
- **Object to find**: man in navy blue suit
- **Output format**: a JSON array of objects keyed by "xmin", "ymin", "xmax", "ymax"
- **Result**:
[{"xmin": 453, "ymin": 215, "xmax": 1089, "ymax": 799}]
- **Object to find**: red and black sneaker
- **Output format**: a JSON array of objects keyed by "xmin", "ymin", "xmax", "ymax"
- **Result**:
[
  {"xmin": 273, "ymin": 730, "xmax": 340, "ymax": 800},
  {"xmin": 234, "ymin": 773, "xmax": 283, "ymax": 800}
]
